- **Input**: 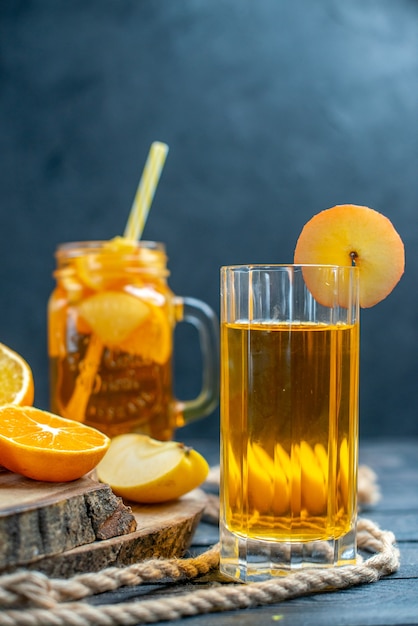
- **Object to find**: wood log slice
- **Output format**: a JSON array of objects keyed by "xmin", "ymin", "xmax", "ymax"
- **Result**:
[{"xmin": 0, "ymin": 468, "xmax": 208, "ymax": 577}]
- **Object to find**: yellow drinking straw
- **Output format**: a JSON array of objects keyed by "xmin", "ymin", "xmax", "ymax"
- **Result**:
[
  {"xmin": 124, "ymin": 141, "xmax": 169, "ymax": 241},
  {"xmin": 63, "ymin": 141, "xmax": 169, "ymax": 422}
]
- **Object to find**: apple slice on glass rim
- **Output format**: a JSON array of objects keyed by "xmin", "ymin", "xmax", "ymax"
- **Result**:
[{"xmin": 294, "ymin": 204, "xmax": 405, "ymax": 308}]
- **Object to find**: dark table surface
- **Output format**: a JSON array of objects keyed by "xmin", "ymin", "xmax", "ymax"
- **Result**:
[{"xmin": 87, "ymin": 437, "xmax": 418, "ymax": 626}]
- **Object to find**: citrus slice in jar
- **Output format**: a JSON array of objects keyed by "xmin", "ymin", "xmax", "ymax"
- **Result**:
[
  {"xmin": 0, "ymin": 405, "xmax": 110, "ymax": 482},
  {"xmin": 75, "ymin": 238, "xmax": 139, "ymax": 291},
  {"xmin": 0, "ymin": 343, "xmax": 34, "ymax": 406},
  {"xmin": 119, "ymin": 301, "xmax": 171, "ymax": 364},
  {"xmin": 48, "ymin": 294, "xmax": 68, "ymax": 358},
  {"xmin": 77, "ymin": 291, "xmax": 151, "ymax": 346}
]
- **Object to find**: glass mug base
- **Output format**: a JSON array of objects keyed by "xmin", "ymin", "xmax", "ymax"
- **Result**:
[{"xmin": 219, "ymin": 523, "xmax": 357, "ymax": 582}]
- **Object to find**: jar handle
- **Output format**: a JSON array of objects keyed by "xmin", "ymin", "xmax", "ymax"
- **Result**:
[{"xmin": 174, "ymin": 296, "xmax": 219, "ymax": 425}]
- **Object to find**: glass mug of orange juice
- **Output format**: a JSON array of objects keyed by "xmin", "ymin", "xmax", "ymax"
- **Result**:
[
  {"xmin": 48, "ymin": 240, "xmax": 219, "ymax": 440},
  {"xmin": 220, "ymin": 264, "xmax": 360, "ymax": 580}
]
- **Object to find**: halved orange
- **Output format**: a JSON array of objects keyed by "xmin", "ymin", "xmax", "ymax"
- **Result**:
[
  {"xmin": 77, "ymin": 291, "xmax": 151, "ymax": 346},
  {"xmin": 0, "ymin": 342, "xmax": 34, "ymax": 406},
  {"xmin": 0, "ymin": 405, "xmax": 110, "ymax": 482},
  {"xmin": 119, "ymin": 301, "xmax": 171, "ymax": 364}
]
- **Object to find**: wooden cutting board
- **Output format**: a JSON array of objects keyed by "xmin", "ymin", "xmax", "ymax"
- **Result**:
[{"xmin": 0, "ymin": 467, "xmax": 208, "ymax": 578}]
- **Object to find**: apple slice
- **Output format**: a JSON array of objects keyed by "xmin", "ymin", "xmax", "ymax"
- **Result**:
[
  {"xmin": 96, "ymin": 434, "xmax": 209, "ymax": 503},
  {"xmin": 294, "ymin": 204, "xmax": 405, "ymax": 308}
]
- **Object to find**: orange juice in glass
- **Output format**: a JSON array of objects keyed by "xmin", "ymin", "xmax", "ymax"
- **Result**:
[
  {"xmin": 48, "ymin": 240, "xmax": 218, "ymax": 440},
  {"xmin": 220, "ymin": 264, "xmax": 359, "ymax": 580}
]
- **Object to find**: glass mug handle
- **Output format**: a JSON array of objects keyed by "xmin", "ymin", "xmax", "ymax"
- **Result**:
[{"xmin": 174, "ymin": 296, "xmax": 219, "ymax": 425}]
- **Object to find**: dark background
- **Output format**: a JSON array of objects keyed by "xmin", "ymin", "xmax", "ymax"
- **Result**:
[{"xmin": 0, "ymin": 0, "xmax": 417, "ymax": 440}]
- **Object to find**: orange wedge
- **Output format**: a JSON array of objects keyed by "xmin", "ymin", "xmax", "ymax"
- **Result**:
[
  {"xmin": 0, "ymin": 343, "xmax": 34, "ymax": 406},
  {"xmin": 0, "ymin": 405, "xmax": 110, "ymax": 482}
]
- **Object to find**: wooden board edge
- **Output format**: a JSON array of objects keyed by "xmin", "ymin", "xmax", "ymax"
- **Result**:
[{"xmin": 1, "ymin": 489, "xmax": 209, "ymax": 578}]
